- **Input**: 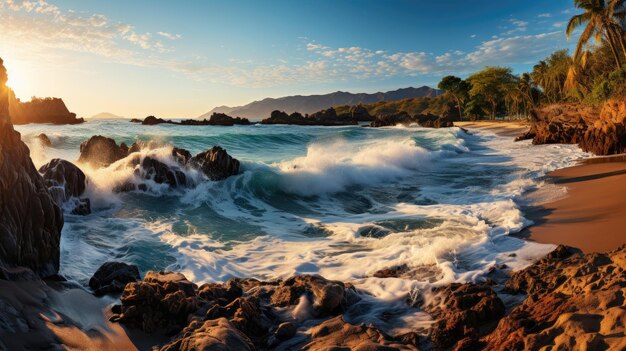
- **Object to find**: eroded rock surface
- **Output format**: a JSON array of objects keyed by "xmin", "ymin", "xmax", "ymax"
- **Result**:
[
  {"xmin": 89, "ymin": 261, "xmax": 140, "ymax": 296},
  {"xmin": 39, "ymin": 159, "xmax": 91, "ymax": 215},
  {"xmin": 482, "ymin": 245, "xmax": 626, "ymax": 350},
  {"xmin": 190, "ymin": 146, "xmax": 240, "ymax": 181},
  {"xmin": 78, "ymin": 135, "xmax": 130, "ymax": 167},
  {"xmin": 0, "ymin": 58, "xmax": 63, "ymax": 277}
]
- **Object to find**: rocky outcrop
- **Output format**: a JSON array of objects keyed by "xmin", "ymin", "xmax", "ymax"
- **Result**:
[
  {"xmin": 481, "ymin": 245, "xmax": 626, "ymax": 350},
  {"xmin": 138, "ymin": 113, "xmax": 250, "ymax": 126},
  {"xmin": 36, "ymin": 133, "xmax": 52, "ymax": 147},
  {"xmin": 0, "ymin": 58, "xmax": 63, "ymax": 277},
  {"xmin": 89, "ymin": 261, "xmax": 141, "ymax": 296},
  {"xmin": 159, "ymin": 318, "xmax": 256, "ymax": 351},
  {"xmin": 190, "ymin": 146, "xmax": 240, "ymax": 181},
  {"xmin": 139, "ymin": 157, "xmax": 187, "ymax": 188},
  {"xmin": 39, "ymin": 159, "xmax": 91, "ymax": 215},
  {"xmin": 78, "ymin": 135, "xmax": 130, "ymax": 167},
  {"xmin": 111, "ymin": 272, "xmax": 368, "ymax": 348},
  {"xmin": 346, "ymin": 104, "xmax": 374, "ymax": 121},
  {"xmin": 8, "ymin": 92, "xmax": 84, "ymax": 125},
  {"xmin": 517, "ymin": 101, "xmax": 626, "ymax": 156},
  {"xmin": 260, "ymin": 109, "xmax": 359, "ymax": 126},
  {"xmin": 370, "ymin": 112, "xmax": 454, "ymax": 128},
  {"xmin": 420, "ymin": 282, "xmax": 505, "ymax": 349}
]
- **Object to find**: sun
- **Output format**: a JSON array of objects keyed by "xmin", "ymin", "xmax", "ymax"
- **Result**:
[{"xmin": 3, "ymin": 59, "xmax": 31, "ymax": 100}]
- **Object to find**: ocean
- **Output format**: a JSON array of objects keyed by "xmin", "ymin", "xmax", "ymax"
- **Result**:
[{"xmin": 16, "ymin": 120, "xmax": 587, "ymax": 333}]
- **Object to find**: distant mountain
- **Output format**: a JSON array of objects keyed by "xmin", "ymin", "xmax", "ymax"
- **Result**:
[
  {"xmin": 200, "ymin": 86, "xmax": 441, "ymax": 119},
  {"xmin": 90, "ymin": 112, "xmax": 125, "ymax": 119}
]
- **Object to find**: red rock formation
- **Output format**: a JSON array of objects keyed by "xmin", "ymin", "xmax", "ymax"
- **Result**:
[
  {"xmin": 518, "ymin": 101, "xmax": 626, "ymax": 155},
  {"xmin": 0, "ymin": 58, "xmax": 63, "ymax": 277},
  {"xmin": 8, "ymin": 91, "xmax": 84, "ymax": 125},
  {"xmin": 481, "ymin": 245, "xmax": 626, "ymax": 350}
]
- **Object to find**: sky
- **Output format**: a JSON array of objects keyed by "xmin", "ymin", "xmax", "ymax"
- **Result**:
[{"xmin": 0, "ymin": 0, "xmax": 579, "ymax": 118}]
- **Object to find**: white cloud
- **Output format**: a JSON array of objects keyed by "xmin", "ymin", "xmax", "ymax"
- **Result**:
[
  {"xmin": 553, "ymin": 21, "xmax": 566, "ymax": 28},
  {"xmin": 157, "ymin": 31, "xmax": 181, "ymax": 40},
  {"xmin": 538, "ymin": 13, "xmax": 552, "ymax": 18}
]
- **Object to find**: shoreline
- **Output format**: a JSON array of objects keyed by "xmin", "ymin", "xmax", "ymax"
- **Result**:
[{"xmin": 460, "ymin": 121, "xmax": 626, "ymax": 253}]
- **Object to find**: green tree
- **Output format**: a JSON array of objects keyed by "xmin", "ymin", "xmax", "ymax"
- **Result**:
[
  {"xmin": 467, "ymin": 67, "xmax": 518, "ymax": 119},
  {"xmin": 437, "ymin": 76, "xmax": 471, "ymax": 120},
  {"xmin": 531, "ymin": 50, "xmax": 572, "ymax": 103}
]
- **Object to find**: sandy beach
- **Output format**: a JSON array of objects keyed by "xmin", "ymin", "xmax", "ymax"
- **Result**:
[{"xmin": 455, "ymin": 120, "xmax": 529, "ymax": 137}]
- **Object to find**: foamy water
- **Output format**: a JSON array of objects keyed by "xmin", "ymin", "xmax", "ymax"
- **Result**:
[{"xmin": 16, "ymin": 120, "xmax": 588, "ymax": 333}]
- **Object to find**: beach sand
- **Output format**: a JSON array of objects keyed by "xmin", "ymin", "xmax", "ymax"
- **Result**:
[
  {"xmin": 455, "ymin": 120, "xmax": 529, "ymax": 137},
  {"xmin": 519, "ymin": 157, "xmax": 626, "ymax": 253}
]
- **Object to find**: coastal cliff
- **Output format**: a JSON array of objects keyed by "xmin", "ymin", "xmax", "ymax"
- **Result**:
[
  {"xmin": 8, "ymin": 90, "xmax": 84, "ymax": 125},
  {"xmin": 0, "ymin": 59, "xmax": 63, "ymax": 277}
]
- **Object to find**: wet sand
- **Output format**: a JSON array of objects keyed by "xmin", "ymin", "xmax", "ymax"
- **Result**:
[{"xmin": 518, "ymin": 157, "xmax": 626, "ymax": 253}]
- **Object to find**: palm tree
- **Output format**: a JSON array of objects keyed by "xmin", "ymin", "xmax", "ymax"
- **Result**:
[{"xmin": 566, "ymin": 0, "xmax": 626, "ymax": 69}]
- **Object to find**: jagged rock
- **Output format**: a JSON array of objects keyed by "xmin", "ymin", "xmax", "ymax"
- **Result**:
[
  {"xmin": 159, "ymin": 318, "xmax": 255, "ymax": 351},
  {"xmin": 8, "ymin": 93, "xmax": 84, "ymax": 125},
  {"xmin": 190, "ymin": 146, "xmax": 240, "ymax": 181},
  {"xmin": 172, "ymin": 147, "xmax": 192, "ymax": 165},
  {"xmin": 261, "ymin": 110, "xmax": 313, "ymax": 125},
  {"xmin": 301, "ymin": 315, "xmax": 418, "ymax": 350},
  {"xmin": 420, "ymin": 282, "xmax": 505, "ymax": 349},
  {"xmin": 39, "ymin": 159, "xmax": 91, "ymax": 215},
  {"xmin": 0, "ymin": 58, "xmax": 63, "ymax": 277},
  {"xmin": 139, "ymin": 157, "xmax": 187, "ymax": 188},
  {"xmin": 116, "ymin": 271, "xmax": 198, "ymax": 333},
  {"xmin": 206, "ymin": 113, "xmax": 251, "ymax": 126},
  {"xmin": 481, "ymin": 245, "xmax": 626, "ymax": 350},
  {"xmin": 39, "ymin": 159, "xmax": 87, "ymax": 201},
  {"xmin": 36, "ymin": 133, "xmax": 52, "ymax": 147},
  {"xmin": 89, "ymin": 261, "xmax": 140, "ymax": 296},
  {"xmin": 518, "ymin": 101, "xmax": 626, "ymax": 156},
  {"xmin": 415, "ymin": 114, "xmax": 454, "ymax": 128},
  {"xmin": 78, "ymin": 135, "xmax": 129, "ymax": 167}
]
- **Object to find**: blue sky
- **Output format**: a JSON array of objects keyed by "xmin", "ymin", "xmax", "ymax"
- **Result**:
[{"xmin": 0, "ymin": 0, "xmax": 577, "ymax": 117}]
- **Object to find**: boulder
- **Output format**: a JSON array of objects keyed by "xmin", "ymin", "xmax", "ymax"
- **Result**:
[
  {"xmin": 139, "ymin": 157, "xmax": 187, "ymax": 188},
  {"xmin": 142, "ymin": 116, "xmax": 169, "ymax": 125},
  {"xmin": 39, "ymin": 159, "xmax": 91, "ymax": 215},
  {"xmin": 0, "ymin": 58, "xmax": 63, "ymax": 277},
  {"xmin": 78, "ymin": 135, "xmax": 129, "ymax": 167},
  {"xmin": 415, "ymin": 113, "xmax": 454, "ymax": 128},
  {"xmin": 302, "ymin": 316, "xmax": 418, "ymax": 350},
  {"xmin": 420, "ymin": 282, "xmax": 505, "ymax": 349},
  {"xmin": 172, "ymin": 147, "xmax": 192, "ymax": 165},
  {"xmin": 190, "ymin": 146, "xmax": 240, "ymax": 181},
  {"xmin": 89, "ymin": 261, "xmax": 140, "ymax": 296},
  {"xmin": 36, "ymin": 133, "xmax": 52, "ymax": 147},
  {"xmin": 159, "ymin": 318, "xmax": 255, "ymax": 351},
  {"xmin": 206, "ymin": 113, "xmax": 251, "ymax": 126}
]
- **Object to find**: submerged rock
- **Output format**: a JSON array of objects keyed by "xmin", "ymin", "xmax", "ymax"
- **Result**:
[
  {"xmin": 78, "ymin": 135, "xmax": 129, "ymax": 167},
  {"xmin": 89, "ymin": 261, "xmax": 140, "ymax": 296},
  {"xmin": 190, "ymin": 146, "xmax": 240, "ymax": 181},
  {"xmin": 0, "ymin": 58, "xmax": 63, "ymax": 277},
  {"xmin": 36, "ymin": 133, "xmax": 52, "ymax": 147}
]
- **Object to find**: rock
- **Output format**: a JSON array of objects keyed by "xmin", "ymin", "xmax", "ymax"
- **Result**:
[
  {"xmin": 206, "ymin": 113, "xmax": 251, "ymax": 126},
  {"xmin": 36, "ymin": 133, "xmax": 52, "ymax": 147},
  {"xmin": 8, "ymin": 93, "xmax": 84, "ymax": 125},
  {"xmin": 190, "ymin": 146, "xmax": 240, "ymax": 181},
  {"xmin": 159, "ymin": 318, "xmax": 255, "ymax": 351},
  {"xmin": 78, "ymin": 135, "xmax": 129, "ymax": 167},
  {"xmin": 116, "ymin": 271, "xmax": 198, "ymax": 333},
  {"xmin": 481, "ymin": 245, "xmax": 626, "ymax": 350},
  {"xmin": 518, "ymin": 101, "xmax": 626, "ymax": 156},
  {"xmin": 301, "ymin": 315, "xmax": 418, "ymax": 350},
  {"xmin": 274, "ymin": 321, "xmax": 296, "ymax": 340},
  {"xmin": 39, "ymin": 159, "xmax": 87, "ymax": 200},
  {"xmin": 172, "ymin": 147, "xmax": 192, "ymax": 165},
  {"xmin": 139, "ymin": 157, "xmax": 187, "ymax": 188},
  {"xmin": 415, "ymin": 113, "xmax": 454, "ymax": 128},
  {"xmin": 39, "ymin": 159, "xmax": 91, "ymax": 215},
  {"xmin": 130, "ymin": 118, "xmax": 142, "ymax": 123},
  {"xmin": 89, "ymin": 261, "xmax": 140, "ymax": 296},
  {"xmin": 261, "ymin": 110, "xmax": 313, "ymax": 125},
  {"xmin": 142, "ymin": 116, "xmax": 169, "ymax": 125},
  {"xmin": 347, "ymin": 104, "xmax": 374, "ymax": 121},
  {"xmin": 420, "ymin": 282, "xmax": 505, "ymax": 349},
  {"xmin": 0, "ymin": 58, "xmax": 63, "ymax": 277}
]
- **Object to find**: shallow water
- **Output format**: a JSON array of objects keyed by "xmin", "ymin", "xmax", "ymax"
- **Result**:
[{"xmin": 16, "ymin": 119, "xmax": 588, "ymax": 333}]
